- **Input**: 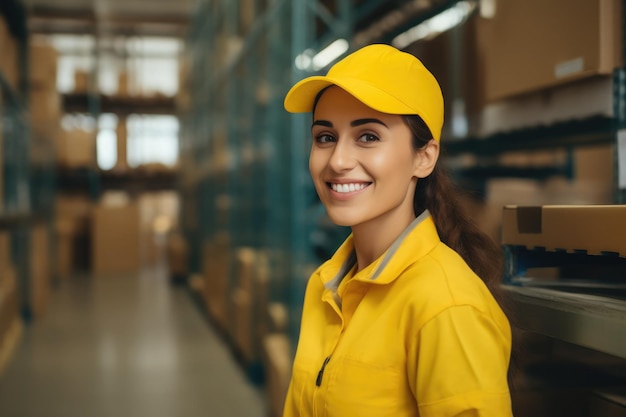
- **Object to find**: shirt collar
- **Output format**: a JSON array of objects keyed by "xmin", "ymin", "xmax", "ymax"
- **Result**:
[{"xmin": 321, "ymin": 210, "xmax": 440, "ymax": 288}]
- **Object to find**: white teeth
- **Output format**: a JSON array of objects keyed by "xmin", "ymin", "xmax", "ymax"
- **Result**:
[{"xmin": 331, "ymin": 183, "xmax": 367, "ymax": 193}]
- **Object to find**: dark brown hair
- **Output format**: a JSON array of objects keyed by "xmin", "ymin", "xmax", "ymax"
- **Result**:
[{"xmin": 403, "ymin": 115, "xmax": 504, "ymax": 294}]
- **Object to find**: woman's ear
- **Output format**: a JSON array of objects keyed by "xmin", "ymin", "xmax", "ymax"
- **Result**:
[{"xmin": 413, "ymin": 139, "xmax": 440, "ymax": 179}]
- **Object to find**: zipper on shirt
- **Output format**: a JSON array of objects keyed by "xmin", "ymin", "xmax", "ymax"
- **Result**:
[{"xmin": 315, "ymin": 356, "xmax": 331, "ymax": 387}]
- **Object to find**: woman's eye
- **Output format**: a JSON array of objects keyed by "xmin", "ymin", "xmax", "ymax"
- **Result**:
[
  {"xmin": 357, "ymin": 133, "xmax": 380, "ymax": 143},
  {"xmin": 315, "ymin": 134, "xmax": 335, "ymax": 143}
]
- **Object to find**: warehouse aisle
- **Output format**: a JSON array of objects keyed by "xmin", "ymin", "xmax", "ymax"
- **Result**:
[{"xmin": 0, "ymin": 266, "xmax": 267, "ymax": 417}]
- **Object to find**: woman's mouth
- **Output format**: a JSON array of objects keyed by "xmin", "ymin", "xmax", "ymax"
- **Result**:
[{"xmin": 328, "ymin": 182, "xmax": 370, "ymax": 193}]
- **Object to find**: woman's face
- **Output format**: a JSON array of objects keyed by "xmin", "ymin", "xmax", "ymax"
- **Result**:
[{"xmin": 309, "ymin": 86, "xmax": 423, "ymax": 229}]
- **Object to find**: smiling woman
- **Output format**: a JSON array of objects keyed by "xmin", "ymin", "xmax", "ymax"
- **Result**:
[
  {"xmin": 309, "ymin": 87, "xmax": 434, "ymax": 265},
  {"xmin": 282, "ymin": 44, "xmax": 513, "ymax": 417}
]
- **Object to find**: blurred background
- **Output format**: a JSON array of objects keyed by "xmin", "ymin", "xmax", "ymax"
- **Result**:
[{"xmin": 0, "ymin": 0, "xmax": 625, "ymax": 416}]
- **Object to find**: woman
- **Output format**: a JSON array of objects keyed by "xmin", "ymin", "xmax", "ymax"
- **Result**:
[{"xmin": 282, "ymin": 44, "xmax": 513, "ymax": 417}]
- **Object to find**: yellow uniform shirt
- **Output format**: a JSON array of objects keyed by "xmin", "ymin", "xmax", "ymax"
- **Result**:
[{"xmin": 283, "ymin": 211, "xmax": 513, "ymax": 417}]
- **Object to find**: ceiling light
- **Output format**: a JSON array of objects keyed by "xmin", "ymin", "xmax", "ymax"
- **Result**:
[
  {"xmin": 295, "ymin": 39, "xmax": 349, "ymax": 72},
  {"xmin": 392, "ymin": 1, "xmax": 477, "ymax": 49}
]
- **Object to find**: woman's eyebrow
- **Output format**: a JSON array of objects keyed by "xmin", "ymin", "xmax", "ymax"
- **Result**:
[
  {"xmin": 312, "ymin": 118, "xmax": 388, "ymax": 129},
  {"xmin": 312, "ymin": 120, "xmax": 333, "ymax": 128},
  {"xmin": 351, "ymin": 118, "xmax": 388, "ymax": 127}
]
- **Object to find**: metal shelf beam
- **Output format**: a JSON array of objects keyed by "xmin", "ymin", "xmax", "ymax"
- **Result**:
[{"xmin": 504, "ymin": 285, "xmax": 626, "ymax": 360}]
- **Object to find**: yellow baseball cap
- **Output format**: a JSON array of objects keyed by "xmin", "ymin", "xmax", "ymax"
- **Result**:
[{"xmin": 284, "ymin": 43, "xmax": 444, "ymax": 142}]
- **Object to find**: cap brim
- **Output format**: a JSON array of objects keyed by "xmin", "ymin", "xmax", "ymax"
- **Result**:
[
  {"xmin": 284, "ymin": 75, "xmax": 416, "ymax": 115},
  {"xmin": 284, "ymin": 77, "xmax": 332, "ymax": 113}
]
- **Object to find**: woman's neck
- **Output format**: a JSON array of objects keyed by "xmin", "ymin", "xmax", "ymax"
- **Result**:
[{"xmin": 351, "ymin": 209, "xmax": 416, "ymax": 272}]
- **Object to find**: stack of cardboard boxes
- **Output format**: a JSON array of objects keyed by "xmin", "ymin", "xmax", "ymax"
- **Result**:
[
  {"xmin": 201, "ymin": 231, "xmax": 231, "ymax": 332},
  {"xmin": 0, "ymin": 10, "xmax": 22, "ymax": 372},
  {"xmin": 54, "ymin": 195, "xmax": 92, "ymax": 279},
  {"xmin": 0, "ymin": 79, "xmax": 3, "ymax": 216},
  {"xmin": 0, "ymin": 14, "xmax": 17, "ymax": 215},
  {"xmin": 206, "ymin": 241, "xmax": 293, "ymax": 417},
  {"xmin": 409, "ymin": 0, "xmax": 622, "ymax": 138},
  {"xmin": 91, "ymin": 195, "xmax": 141, "ymax": 275},
  {"xmin": 408, "ymin": 0, "xmax": 621, "ymax": 245},
  {"xmin": 56, "ymin": 127, "xmax": 97, "ymax": 170},
  {"xmin": 166, "ymin": 231, "xmax": 188, "ymax": 281},
  {"xmin": 29, "ymin": 36, "xmax": 62, "ymax": 167},
  {"xmin": 229, "ymin": 247, "xmax": 272, "ymax": 365},
  {"xmin": 29, "ymin": 224, "xmax": 51, "ymax": 318},
  {"xmin": 137, "ymin": 191, "xmax": 180, "ymax": 266},
  {"xmin": 263, "ymin": 333, "xmax": 292, "ymax": 417},
  {"xmin": 0, "ymin": 232, "xmax": 19, "ymax": 374},
  {"xmin": 56, "ymin": 191, "xmax": 182, "ymax": 278},
  {"xmin": 0, "ymin": 15, "xmax": 18, "ymax": 92}
]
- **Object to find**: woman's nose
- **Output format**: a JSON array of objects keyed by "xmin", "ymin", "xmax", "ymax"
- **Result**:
[{"xmin": 328, "ymin": 140, "xmax": 355, "ymax": 172}]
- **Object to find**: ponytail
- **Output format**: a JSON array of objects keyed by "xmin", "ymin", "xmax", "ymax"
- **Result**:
[
  {"xmin": 415, "ymin": 165, "xmax": 504, "ymax": 291},
  {"xmin": 403, "ymin": 115, "xmax": 503, "ymax": 295}
]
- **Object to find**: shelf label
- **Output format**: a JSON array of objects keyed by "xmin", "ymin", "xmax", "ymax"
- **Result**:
[{"xmin": 554, "ymin": 57, "xmax": 584, "ymax": 79}]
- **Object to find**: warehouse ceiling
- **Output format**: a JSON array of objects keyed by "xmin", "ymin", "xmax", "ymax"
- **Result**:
[
  {"xmin": 21, "ymin": 0, "xmax": 453, "ymax": 41},
  {"xmin": 23, "ymin": 0, "xmax": 193, "ymax": 37}
]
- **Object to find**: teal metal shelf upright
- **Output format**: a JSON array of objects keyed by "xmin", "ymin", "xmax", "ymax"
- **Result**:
[{"xmin": 181, "ymin": 0, "xmax": 363, "ymax": 361}]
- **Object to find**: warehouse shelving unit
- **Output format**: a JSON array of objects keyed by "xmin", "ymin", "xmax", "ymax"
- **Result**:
[
  {"xmin": 446, "ymin": 2, "xmax": 626, "ymax": 413},
  {"xmin": 181, "ymin": 0, "xmax": 385, "ymax": 384},
  {"xmin": 491, "ymin": 4, "xmax": 626, "ymax": 359},
  {"xmin": 0, "ymin": 0, "xmax": 56, "ymax": 322},
  {"xmin": 48, "ymin": 33, "xmax": 183, "ymax": 202}
]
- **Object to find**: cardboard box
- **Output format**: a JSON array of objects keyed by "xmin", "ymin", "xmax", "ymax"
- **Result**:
[
  {"xmin": 73, "ymin": 69, "xmax": 90, "ymax": 93},
  {"xmin": 137, "ymin": 191, "xmax": 180, "ymax": 265},
  {"xmin": 501, "ymin": 205, "xmax": 626, "ymax": 256},
  {"xmin": 239, "ymin": 0, "xmax": 256, "ymax": 34},
  {"xmin": 0, "ymin": 266, "xmax": 18, "ymax": 354},
  {"xmin": 262, "ymin": 333, "xmax": 292, "ymax": 417},
  {"xmin": 235, "ymin": 247, "xmax": 256, "ymax": 292},
  {"xmin": 55, "ymin": 194, "xmax": 92, "ymax": 278},
  {"xmin": 55, "ymin": 194, "xmax": 93, "ymax": 236},
  {"xmin": 0, "ymin": 96, "xmax": 3, "ymax": 214},
  {"xmin": 55, "ymin": 221, "xmax": 74, "ymax": 280},
  {"xmin": 30, "ymin": 224, "xmax": 50, "ymax": 319},
  {"xmin": 478, "ymin": 76, "xmax": 614, "ymax": 138},
  {"xmin": 230, "ymin": 247, "xmax": 270, "ymax": 363},
  {"xmin": 255, "ymin": 250, "xmax": 270, "ymax": 340},
  {"xmin": 29, "ymin": 37, "xmax": 58, "ymax": 88},
  {"xmin": 117, "ymin": 70, "xmax": 131, "ymax": 96},
  {"xmin": 92, "ymin": 202, "xmax": 141, "ymax": 274},
  {"xmin": 232, "ymin": 287, "xmax": 253, "ymax": 362},
  {"xmin": 476, "ymin": 0, "xmax": 623, "ymax": 102},
  {"xmin": 56, "ymin": 128, "xmax": 96, "ymax": 168},
  {"xmin": 0, "ymin": 17, "xmax": 18, "ymax": 92},
  {"xmin": 166, "ymin": 232, "xmax": 188, "ymax": 277},
  {"xmin": 0, "ymin": 232, "xmax": 10, "ymax": 275},
  {"xmin": 202, "ymin": 232, "xmax": 231, "ymax": 331},
  {"xmin": 575, "ymin": 144, "xmax": 614, "ymax": 184},
  {"xmin": 406, "ymin": 14, "xmax": 483, "ymax": 139},
  {"xmin": 29, "ymin": 87, "xmax": 61, "ymax": 138}
]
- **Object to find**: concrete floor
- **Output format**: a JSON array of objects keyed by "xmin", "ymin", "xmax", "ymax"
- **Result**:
[{"xmin": 0, "ymin": 266, "xmax": 267, "ymax": 417}]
